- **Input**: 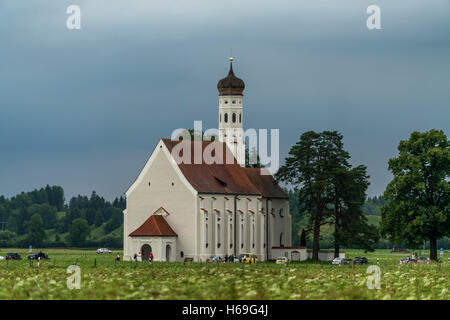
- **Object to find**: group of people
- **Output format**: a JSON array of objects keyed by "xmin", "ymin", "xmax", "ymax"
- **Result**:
[
  {"xmin": 399, "ymin": 252, "xmax": 427, "ymax": 264},
  {"xmin": 224, "ymin": 254, "xmax": 237, "ymax": 263},
  {"xmin": 133, "ymin": 251, "xmax": 154, "ymax": 263}
]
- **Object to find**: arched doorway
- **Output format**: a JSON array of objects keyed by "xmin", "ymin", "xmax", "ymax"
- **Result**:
[
  {"xmin": 141, "ymin": 244, "xmax": 152, "ymax": 261},
  {"xmin": 165, "ymin": 244, "xmax": 172, "ymax": 262}
]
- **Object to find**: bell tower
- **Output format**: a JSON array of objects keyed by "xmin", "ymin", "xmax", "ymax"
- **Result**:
[{"xmin": 217, "ymin": 56, "xmax": 245, "ymax": 166}]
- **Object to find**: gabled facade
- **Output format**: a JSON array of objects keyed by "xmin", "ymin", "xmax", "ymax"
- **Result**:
[{"xmin": 123, "ymin": 59, "xmax": 292, "ymax": 262}]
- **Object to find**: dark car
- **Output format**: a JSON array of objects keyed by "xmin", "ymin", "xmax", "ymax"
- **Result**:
[
  {"xmin": 353, "ymin": 257, "xmax": 369, "ymax": 264},
  {"xmin": 6, "ymin": 252, "xmax": 22, "ymax": 260},
  {"xmin": 28, "ymin": 251, "xmax": 49, "ymax": 260}
]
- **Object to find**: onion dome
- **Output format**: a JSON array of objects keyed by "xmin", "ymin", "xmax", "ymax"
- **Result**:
[{"xmin": 217, "ymin": 57, "xmax": 245, "ymax": 96}]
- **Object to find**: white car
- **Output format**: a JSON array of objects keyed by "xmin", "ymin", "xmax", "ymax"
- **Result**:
[
  {"xmin": 332, "ymin": 257, "xmax": 349, "ymax": 265},
  {"xmin": 96, "ymin": 248, "xmax": 112, "ymax": 254},
  {"xmin": 276, "ymin": 257, "xmax": 289, "ymax": 265},
  {"xmin": 0, "ymin": 256, "xmax": 4, "ymax": 260}
]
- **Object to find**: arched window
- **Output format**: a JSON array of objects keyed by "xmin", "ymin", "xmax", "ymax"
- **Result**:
[
  {"xmin": 232, "ymin": 113, "xmax": 236, "ymax": 123},
  {"xmin": 224, "ymin": 113, "xmax": 228, "ymax": 123},
  {"xmin": 205, "ymin": 223, "xmax": 209, "ymax": 248},
  {"xmin": 279, "ymin": 208, "xmax": 284, "ymax": 218},
  {"xmin": 220, "ymin": 113, "xmax": 222, "ymax": 123},
  {"xmin": 217, "ymin": 224, "xmax": 221, "ymax": 248},
  {"xmin": 280, "ymin": 232, "xmax": 284, "ymax": 247},
  {"xmin": 229, "ymin": 222, "xmax": 233, "ymax": 248},
  {"xmin": 252, "ymin": 223, "xmax": 255, "ymax": 248},
  {"xmin": 241, "ymin": 224, "xmax": 244, "ymax": 249},
  {"xmin": 239, "ymin": 113, "xmax": 241, "ymax": 123}
]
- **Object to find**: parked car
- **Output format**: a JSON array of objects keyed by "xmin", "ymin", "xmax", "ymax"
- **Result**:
[
  {"xmin": 208, "ymin": 255, "xmax": 223, "ymax": 262},
  {"xmin": 399, "ymin": 257, "xmax": 411, "ymax": 264},
  {"xmin": 332, "ymin": 257, "xmax": 349, "ymax": 265},
  {"xmin": 239, "ymin": 253, "xmax": 258, "ymax": 264},
  {"xmin": 6, "ymin": 252, "xmax": 22, "ymax": 260},
  {"xmin": 96, "ymin": 248, "xmax": 112, "ymax": 254},
  {"xmin": 353, "ymin": 257, "xmax": 369, "ymax": 264},
  {"xmin": 276, "ymin": 257, "xmax": 289, "ymax": 265},
  {"xmin": 0, "ymin": 256, "xmax": 4, "ymax": 260},
  {"xmin": 417, "ymin": 257, "xmax": 430, "ymax": 264},
  {"xmin": 28, "ymin": 251, "xmax": 49, "ymax": 260}
]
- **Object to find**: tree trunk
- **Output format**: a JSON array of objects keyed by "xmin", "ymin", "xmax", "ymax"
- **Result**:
[
  {"xmin": 334, "ymin": 222, "xmax": 340, "ymax": 258},
  {"xmin": 312, "ymin": 216, "xmax": 321, "ymax": 260},
  {"xmin": 429, "ymin": 236, "xmax": 437, "ymax": 261}
]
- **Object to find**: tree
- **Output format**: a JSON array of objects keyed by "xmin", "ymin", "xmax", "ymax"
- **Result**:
[
  {"xmin": 27, "ymin": 204, "xmax": 57, "ymax": 229},
  {"xmin": 25, "ymin": 214, "xmax": 46, "ymax": 248},
  {"xmin": 329, "ymin": 165, "xmax": 379, "ymax": 257},
  {"xmin": 94, "ymin": 210, "xmax": 104, "ymax": 227},
  {"xmin": 104, "ymin": 209, "xmax": 122, "ymax": 233},
  {"xmin": 68, "ymin": 218, "xmax": 90, "ymax": 247},
  {"xmin": 300, "ymin": 228, "xmax": 307, "ymax": 247},
  {"xmin": 276, "ymin": 131, "xmax": 351, "ymax": 260},
  {"xmin": 0, "ymin": 230, "xmax": 17, "ymax": 247},
  {"xmin": 380, "ymin": 129, "xmax": 449, "ymax": 260}
]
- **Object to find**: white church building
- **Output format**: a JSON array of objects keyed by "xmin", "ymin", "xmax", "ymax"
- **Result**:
[{"xmin": 123, "ymin": 58, "xmax": 297, "ymax": 262}]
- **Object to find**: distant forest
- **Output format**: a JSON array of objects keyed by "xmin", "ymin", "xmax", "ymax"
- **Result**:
[{"xmin": 0, "ymin": 185, "xmax": 124, "ymax": 249}]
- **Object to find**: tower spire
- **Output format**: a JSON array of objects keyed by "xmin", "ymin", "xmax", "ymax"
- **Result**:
[{"xmin": 217, "ymin": 56, "xmax": 245, "ymax": 166}]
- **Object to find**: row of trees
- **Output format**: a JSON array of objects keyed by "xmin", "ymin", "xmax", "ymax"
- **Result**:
[
  {"xmin": 0, "ymin": 186, "xmax": 125, "ymax": 248},
  {"xmin": 277, "ymin": 129, "xmax": 449, "ymax": 260},
  {"xmin": 276, "ymin": 131, "xmax": 378, "ymax": 260}
]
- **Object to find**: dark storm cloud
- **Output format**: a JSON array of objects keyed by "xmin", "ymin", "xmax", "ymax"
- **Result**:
[{"xmin": 1, "ymin": 0, "xmax": 449, "ymax": 200}]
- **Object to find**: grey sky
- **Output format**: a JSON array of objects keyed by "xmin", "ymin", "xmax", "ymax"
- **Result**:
[{"xmin": 1, "ymin": 0, "xmax": 449, "ymax": 201}]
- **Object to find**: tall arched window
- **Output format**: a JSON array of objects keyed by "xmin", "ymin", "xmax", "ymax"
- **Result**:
[
  {"xmin": 205, "ymin": 223, "xmax": 209, "ymax": 248},
  {"xmin": 232, "ymin": 113, "xmax": 236, "ymax": 123},
  {"xmin": 229, "ymin": 221, "xmax": 233, "ymax": 248},
  {"xmin": 239, "ymin": 113, "xmax": 241, "ymax": 123},
  {"xmin": 252, "ymin": 223, "xmax": 255, "ymax": 248},
  {"xmin": 220, "ymin": 113, "xmax": 222, "ymax": 123},
  {"xmin": 224, "ymin": 113, "xmax": 228, "ymax": 123},
  {"xmin": 217, "ymin": 224, "xmax": 221, "ymax": 248},
  {"xmin": 241, "ymin": 224, "xmax": 244, "ymax": 249},
  {"xmin": 280, "ymin": 232, "xmax": 284, "ymax": 247}
]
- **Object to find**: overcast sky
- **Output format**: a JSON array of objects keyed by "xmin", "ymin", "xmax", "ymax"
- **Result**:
[{"xmin": 1, "ymin": 0, "xmax": 449, "ymax": 201}]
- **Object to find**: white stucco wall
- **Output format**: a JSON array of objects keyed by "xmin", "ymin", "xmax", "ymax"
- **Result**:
[
  {"xmin": 124, "ymin": 140, "xmax": 197, "ymax": 261},
  {"xmin": 271, "ymin": 248, "xmax": 308, "ymax": 262},
  {"xmin": 307, "ymin": 251, "xmax": 346, "ymax": 261}
]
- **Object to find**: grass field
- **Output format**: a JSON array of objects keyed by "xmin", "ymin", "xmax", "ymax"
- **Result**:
[{"xmin": 0, "ymin": 248, "xmax": 448, "ymax": 300}]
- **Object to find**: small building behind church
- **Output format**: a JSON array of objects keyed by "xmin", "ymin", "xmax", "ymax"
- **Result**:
[{"xmin": 123, "ymin": 58, "xmax": 293, "ymax": 262}]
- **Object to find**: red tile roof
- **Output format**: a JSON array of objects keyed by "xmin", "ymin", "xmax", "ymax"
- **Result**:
[
  {"xmin": 161, "ymin": 139, "xmax": 287, "ymax": 199},
  {"xmin": 162, "ymin": 139, "xmax": 260, "ymax": 195},
  {"xmin": 129, "ymin": 214, "xmax": 177, "ymax": 237},
  {"xmin": 243, "ymin": 168, "xmax": 288, "ymax": 199}
]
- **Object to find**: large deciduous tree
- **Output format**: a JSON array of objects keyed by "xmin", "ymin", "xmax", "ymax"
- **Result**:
[{"xmin": 380, "ymin": 129, "xmax": 449, "ymax": 260}]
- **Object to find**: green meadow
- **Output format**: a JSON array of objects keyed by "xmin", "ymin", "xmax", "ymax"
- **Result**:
[{"xmin": 0, "ymin": 249, "xmax": 448, "ymax": 300}]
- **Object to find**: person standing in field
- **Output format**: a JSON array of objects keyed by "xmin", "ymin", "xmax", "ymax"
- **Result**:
[
  {"xmin": 149, "ymin": 252, "xmax": 154, "ymax": 264},
  {"xmin": 116, "ymin": 253, "xmax": 120, "ymax": 262},
  {"xmin": 137, "ymin": 252, "xmax": 142, "ymax": 262}
]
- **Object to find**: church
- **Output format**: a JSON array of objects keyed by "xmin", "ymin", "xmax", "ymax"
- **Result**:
[{"xmin": 123, "ymin": 58, "xmax": 293, "ymax": 262}]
